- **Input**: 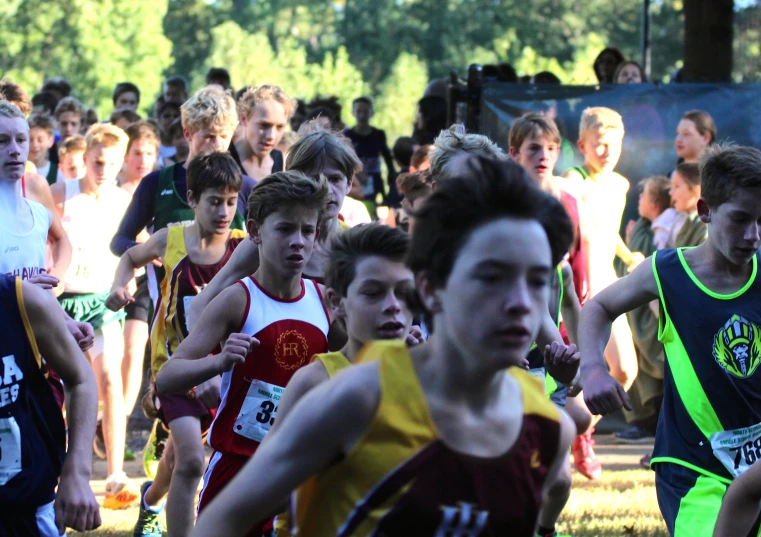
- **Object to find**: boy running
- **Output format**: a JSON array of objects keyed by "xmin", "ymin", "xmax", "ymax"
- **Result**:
[
  {"xmin": 189, "ymin": 157, "xmax": 577, "ymax": 537},
  {"xmin": 28, "ymin": 114, "xmax": 64, "ymax": 185},
  {"xmin": 108, "ymin": 152, "xmax": 246, "ymax": 537},
  {"xmin": 50, "ymin": 123, "xmax": 136, "ymax": 509},
  {"xmin": 156, "ymin": 171, "xmax": 331, "ymax": 535},
  {"xmin": 580, "ymin": 144, "xmax": 761, "ymax": 537}
]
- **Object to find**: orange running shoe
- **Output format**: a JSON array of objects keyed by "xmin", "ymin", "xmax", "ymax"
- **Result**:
[
  {"xmin": 571, "ymin": 428, "xmax": 602, "ymax": 480},
  {"xmin": 104, "ymin": 474, "xmax": 140, "ymax": 510}
]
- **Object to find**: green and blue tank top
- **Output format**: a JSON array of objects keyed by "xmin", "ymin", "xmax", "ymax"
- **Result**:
[{"xmin": 652, "ymin": 248, "xmax": 761, "ymax": 482}]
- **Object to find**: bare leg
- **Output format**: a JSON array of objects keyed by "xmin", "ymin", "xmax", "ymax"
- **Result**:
[
  {"xmin": 122, "ymin": 319, "xmax": 148, "ymax": 416},
  {"xmin": 166, "ymin": 416, "xmax": 206, "ymax": 537},
  {"xmin": 144, "ymin": 433, "xmax": 175, "ymax": 506},
  {"xmin": 538, "ymin": 451, "xmax": 572, "ymax": 530},
  {"xmin": 94, "ymin": 322, "xmax": 126, "ymax": 477},
  {"xmin": 565, "ymin": 394, "xmax": 594, "ymax": 434}
]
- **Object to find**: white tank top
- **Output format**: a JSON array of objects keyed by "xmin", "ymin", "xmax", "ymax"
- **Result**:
[
  {"xmin": 0, "ymin": 198, "xmax": 50, "ymax": 280},
  {"xmin": 61, "ymin": 179, "xmax": 130, "ymax": 294}
]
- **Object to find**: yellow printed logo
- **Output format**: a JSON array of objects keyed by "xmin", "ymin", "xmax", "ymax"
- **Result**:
[
  {"xmin": 713, "ymin": 315, "xmax": 761, "ymax": 379},
  {"xmin": 274, "ymin": 330, "xmax": 309, "ymax": 370},
  {"xmin": 530, "ymin": 449, "xmax": 541, "ymax": 469}
]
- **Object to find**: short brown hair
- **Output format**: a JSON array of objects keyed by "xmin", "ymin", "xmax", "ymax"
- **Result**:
[
  {"xmin": 124, "ymin": 120, "xmax": 159, "ymax": 153},
  {"xmin": 326, "ymin": 224, "xmax": 409, "ymax": 297},
  {"xmin": 396, "ymin": 170, "xmax": 433, "ymax": 206},
  {"xmin": 286, "ymin": 118, "xmax": 362, "ymax": 182},
  {"xmin": 238, "ymin": 84, "xmax": 296, "ymax": 120},
  {"xmin": 186, "ymin": 151, "xmax": 242, "ymax": 203},
  {"xmin": 246, "ymin": 171, "xmax": 329, "ymax": 227},
  {"xmin": 700, "ymin": 144, "xmax": 761, "ymax": 208},
  {"xmin": 641, "ymin": 176, "xmax": 671, "ymax": 214},
  {"xmin": 682, "ymin": 110, "xmax": 716, "ymax": 145},
  {"xmin": 54, "ymin": 97, "xmax": 84, "ymax": 121},
  {"xmin": 27, "ymin": 113, "xmax": 55, "ymax": 136},
  {"xmin": 508, "ymin": 113, "xmax": 561, "ymax": 151},
  {"xmin": 410, "ymin": 144, "xmax": 432, "ymax": 170},
  {"xmin": 429, "ymin": 124, "xmax": 507, "ymax": 180},
  {"xmin": 58, "ymin": 135, "xmax": 86, "ymax": 159},
  {"xmin": 110, "ymin": 109, "xmax": 141, "ymax": 126},
  {"xmin": 408, "ymin": 157, "xmax": 573, "ymax": 289},
  {"xmin": 674, "ymin": 162, "xmax": 701, "ymax": 188},
  {"xmin": 0, "ymin": 79, "xmax": 32, "ymax": 116}
]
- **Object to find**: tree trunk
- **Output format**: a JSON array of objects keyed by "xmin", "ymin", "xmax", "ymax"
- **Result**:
[{"xmin": 682, "ymin": 0, "xmax": 734, "ymax": 82}]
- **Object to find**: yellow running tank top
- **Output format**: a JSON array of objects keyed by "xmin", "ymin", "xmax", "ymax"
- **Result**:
[{"xmin": 289, "ymin": 340, "xmax": 561, "ymax": 537}]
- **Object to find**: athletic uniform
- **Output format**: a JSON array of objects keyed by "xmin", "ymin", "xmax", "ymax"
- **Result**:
[
  {"xmin": 274, "ymin": 352, "xmax": 352, "ymax": 537},
  {"xmin": 289, "ymin": 340, "xmax": 561, "ymax": 537},
  {"xmin": 0, "ymin": 275, "xmax": 66, "ymax": 537},
  {"xmin": 151, "ymin": 226, "xmax": 246, "ymax": 427},
  {"xmin": 36, "ymin": 161, "xmax": 64, "ymax": 186},
  {"xmin": 197, "ymin": 276, "xmax": 330, "ymax": 525},
  {"xmin": 58, "ymin": 179, "xmax": 130, "ymax": 331},
  {"xmin": 0, "ymin": 198, "xmax": 50, "ymax": 281},
  {"xmin": 652, "ymin": 249, "xmax": 761, "ymax": 536}
]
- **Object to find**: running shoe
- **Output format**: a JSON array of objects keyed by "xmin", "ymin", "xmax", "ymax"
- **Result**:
[
  {"xmin": 143, "ymin": 419, "xmax": 168, "ymax": 480},
  {"xmin": 124, "ymin": 446, "xmax": 136, "ymax": 462},
  {"xmin": 104, "ymin": 473, "xmax": 140, "ymax": 510},
  {"xmin": 614, "ymin": 425, "xmax": 655, "ymax": 444},
  {"xmin": 133, "ymin": 481, "xmax": 163, "ymax": 537},
  {"xmin": 571, "ymin": 428, "xmax": 602, "ymax": 480}
]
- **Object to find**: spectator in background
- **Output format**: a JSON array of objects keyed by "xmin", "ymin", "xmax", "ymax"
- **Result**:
[
  {"xmin": 156, "ymin": 100, "xmax": 182, "ymax": 164},
  {"xmin": 277, "ymin": 130, "xmax": 299, "ymax": 155},
  {"xmin": 593, "ymin": 47, "xmax": 625, "ymax": 84},
  {"xmin": 670, "ymin": 162, "xmax": 707, "ymax": 248},
  {"xmin": 41, "ymin": 77, "xmax": 72, "ymax": 102},
  {"xmin": 54, "ymin": 96, "xmax": 85, "ymax": 141},
  {"xmin": 392, "ymin": 136, "xmax": 415, "ymax": 175},
  {"xmin": 110, "ymin": 109, "xmax": 141, "ymax": 131},
  {"xmin": 205, "ymin": 67, "xmax": 232, "ymax": 92},
  {"xmin": 344, "ymin": 96, "xmax": 395, "ymax": 204},
  {"xmin": 112, "ymin": 82, "xmax": 140, "ymax": 112},
  {"xmin": 531, "ymin": 71, "xmax": 562, "ymax": 85},
  {"xmin": 306, "ymin": 96, "xmax": 344, "ymax": 130},
  {"xmin": 615, "ymin": 61, "xmax": 646, "ymax": 84},
  {"xmin": 163, "ymin": 76, "xmax": 189, "ymax": 104},
  {"xmin": 675, "ymin": 109, "xmax": 716, "ymax": 165},
  {"xmin": 412, "ymin": 95, "xmax": 447, "ymax": 145},
  {"xmin": 82, "ymin": 108, "xmax": 99, "ymax": 134},
  {"xmin": 482, "ymin": 63, "xmax": 518, "ymax": 82},
  {"xmin": 32, "ymin": 91, "xmax": 58, "ymax": 116},
  {"xmin": 290, "ymin": 98, "xmax": 307, "ymax": 133}
]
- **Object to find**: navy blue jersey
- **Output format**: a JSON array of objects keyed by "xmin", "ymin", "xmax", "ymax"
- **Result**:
[
  {"xmin": 0, "ymin": 275, "xmax": 66, "ymax": 506},
  {"xmin": 652, "ymin": 249, "xmax": 761, "ymax": 481}
]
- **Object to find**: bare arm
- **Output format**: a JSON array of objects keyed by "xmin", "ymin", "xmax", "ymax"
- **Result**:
[
  {"xmin": 615, "ymin": 234, "xmax": 635, "ymax": 265},
  {"xmin": 155, "ymin": 284, "xmax": 249, "ymax": 394},
  {"xmin": 713, "ymin": 463, "xmax": 761, "ymax": 537},
  {"xmin": 264, "ymin": 361, "xmax": 329, "ymax": 438},
  {"xmin": 191, "ymin": 364, "xmax": 381, "ymax": 537},
  {"xmin": 541, "ymin": 411, "xmax": 576, "ymax": 499},
  {"xmin": 22, "ymin": 281, "xmax": 101, "ymax": 533},
  {"xmin": 579, "ymin": 257, "xmax": 659, "ymax": 415},
  {"xmin": 560, "ymin": 262, "xmax": 580, "ymax": 345},
  {"xmin": 49, "ymin": 181, "xmax": 66, "ymax": 219},
  {"xmin": 187, "ymin": 238, "xmax": 259, "ymax": 330},
  {"xmin": 25, "ymin": 173, "xmax": 72, "ymax": 284},
  {"xmin": 106, "ymin": 229, "xmax": 168, "ymax": 311}
]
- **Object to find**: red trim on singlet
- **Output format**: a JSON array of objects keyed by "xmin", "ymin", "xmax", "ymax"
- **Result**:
[
  {"xmin": 312, "ymin": 279, "xmax": 331, "ymax": 325},
  {"xmin": 235, "ymin": 280, "xmax": 251, "ymax": 334},
  {"xmin": 250, "ymin": 276, "xmax": 306, "ymax": 303},
  {"xmin": 21, "ymin": 174, "xmax": 26, "ymax": 198}
]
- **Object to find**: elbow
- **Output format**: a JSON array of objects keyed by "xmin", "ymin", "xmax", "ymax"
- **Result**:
[{"xmin": 154, "ymin": 368, "xmax": 172, "ymax": 395}]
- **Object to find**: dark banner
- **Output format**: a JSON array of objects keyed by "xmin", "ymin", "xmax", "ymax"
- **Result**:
[{"xmin": 479, "ymin": 82, "xmax": 761, "ymax": 231}]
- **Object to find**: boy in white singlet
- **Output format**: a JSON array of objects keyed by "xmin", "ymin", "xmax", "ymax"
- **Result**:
[{"xmin": 50, "ymin": 123, "xmax": 137, "ymax": 509}]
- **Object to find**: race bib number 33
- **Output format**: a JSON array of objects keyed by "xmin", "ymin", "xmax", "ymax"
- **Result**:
[
  {"xmin": 233, "ymin": 380, "xmax": 284, "ymax": 443},
  {"xmin": 711, "ymin": 422, "xmax": 761, "ymax": 478}
]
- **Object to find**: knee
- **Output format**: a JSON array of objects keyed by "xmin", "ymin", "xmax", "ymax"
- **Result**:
[
  {"xmin": 546, "ymin": 470, "xmax": 572, "ymax": 501},
  {"xmin": 173, "ymin": 448, "xmax": 205, "ymax": 478},
  {"xmin": 571, "ymin": 410, "xmax": 593, "ymax": 435}
]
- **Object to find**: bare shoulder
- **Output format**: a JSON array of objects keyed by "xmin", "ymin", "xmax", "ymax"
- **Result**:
[
  {"xmin": 287, "ymin": 360, "xmax": 330, "ymax": 396},
  {"xmin": 49, "ymin": 180, "xmax": 66, "ymax": 201},
  {"xmin": 322, "ymin": 360, "xmax": 382, "ymax": 417},
  {"xmin": 611, "ymin": 172, "xmax": 630, "ymax": 192}
]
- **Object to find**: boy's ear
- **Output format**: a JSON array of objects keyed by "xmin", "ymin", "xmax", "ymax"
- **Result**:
[
  {"xmin": 247, "ymin": 219, "xmax": 262, "ymax": 244},
  {"xmin": 576, "ymin": 138, "xmax": 586, "ymax": 155},
  {"xmin": 697, "ymin": 198, "xmax": 711, "ymax": 224},
  {"xmin": 415, "ymin": 272, "xmax": 442, "ymax": 314},
  {"xmin": 186, "ymin": 190, "xmax": 197, "ymax": 209},
  {"xmin": 508, "ymin": 146, "xmax": 519, "ymax": 160},
  {"xmin": 325, "ymin": 288, "xmax": 346, "ymax": 320},
  {"xmin": 183, "ymin": 128, "xmax": 192, "ymax": 143}
]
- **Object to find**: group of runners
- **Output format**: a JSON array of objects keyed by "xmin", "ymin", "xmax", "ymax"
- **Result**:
[{"xmin": 1, "ymin": 73, "xmax": 761, "ymax": 537}]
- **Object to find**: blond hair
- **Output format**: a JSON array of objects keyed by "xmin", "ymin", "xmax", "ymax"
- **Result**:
[
  {"xmin": 0, "ymin": 100, "xmax": 25, "ymax": 119},
  {"xmin": 180, "ymin": 86, "xmax": 238, "ymax": 135},
  {"xmin": 84, "ymin": 123, "xmax": 128, "ymax": 155},
  {"xmin": 238, "ymin": 84, "xmax": 296, "ymax": 120},
  {"xmin": 429, "ymin": 124, "xmax": 507, "ymax": 180},
  {"xmin": 58, "ymin": 135, "xmax": 86, "ymax": 159},
  {"xmin": 247, "ymin": 171, "xmax": 329, "ymax": 227},
  {"xmin": 579, "ymin": 107, "xmax": 624, "ymax": 137}
]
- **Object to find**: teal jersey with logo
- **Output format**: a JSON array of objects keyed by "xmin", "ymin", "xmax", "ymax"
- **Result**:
[{"xmin": 652, "ymin": 248, "xmax": 761, "ymax": 482}]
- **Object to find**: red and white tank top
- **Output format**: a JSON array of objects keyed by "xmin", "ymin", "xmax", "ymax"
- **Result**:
[{"xmin": 208, "ymin": 276, "xmax": 330, "ymax": 457}]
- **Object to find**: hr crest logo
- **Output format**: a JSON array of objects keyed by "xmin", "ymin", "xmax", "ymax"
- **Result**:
[
  {"xmin": 713, "ymin": 314, "xmax": 761, "ymax": 379},
  {"xmin": 275, "ymin": 330, "xmax": 309, "ymax": 370}
]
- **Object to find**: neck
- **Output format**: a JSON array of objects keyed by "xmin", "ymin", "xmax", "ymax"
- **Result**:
[
  {"xmin": 253, "ymin": 262, "xmax": 303, "ymax": 299},
  {"xmin": 700, "ymin": 238, "xmax": 753, "ymax": 279},
  {"xmin": 193, "ymin": 221, "xmax": 229, "ymax": 247},
  {"xmin": 79, "ymin": 176, "xmax": 101, "ymax": 195},
  {"xmin": 538, "ymin": 175, "xmax": 561, "ymax": 199},
  {"xmin": 319, "ymin": 216, "xmax": 340, "ymax": 242},
  {"xmin": 235, "ymin": 139, "xmax": 266, "ymax": 167},
  {"xmin": 420, "ymin": 329, "xmax": 506, "ymax": 409},
  {"xmin": 0, "ymin": 179, "xmax": 24, "ymax": 221},
  {"xmin": 355, "ymin": 123, "xmax": 371, "ymax": 134},
  {"xmin": 119, "ymin": 170, "xmax": 141, "ymax": 187},
  {"xmin": 583, "ymin": 163, "xmax": 603, "ymax": 178},
  {"xmin": 33, "ymin": 155, "xmax": 49, "ymax": 169},
  {"xmin": 340, "ymin": 337, "xmax": 365, "ymax": 364}
]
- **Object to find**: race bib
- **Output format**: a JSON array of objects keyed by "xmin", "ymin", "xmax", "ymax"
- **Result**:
[
  {"xmin": 528, "ymin": 367, "xmax": 546, "ymax": 392},
  {"xmin": 233, "ymin": 380, "xmax": 284, "ymax": 443},
  {"xmin": 711, "ymin": 421, "xmax": 761, "ymax": 478},
  {"xmin": 183, "ymin": 296, "xmax": 194, "ymax": 333},
  {"xmin": 0, "ymin": 417, "xmax": 22, "ymax": 485}
]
